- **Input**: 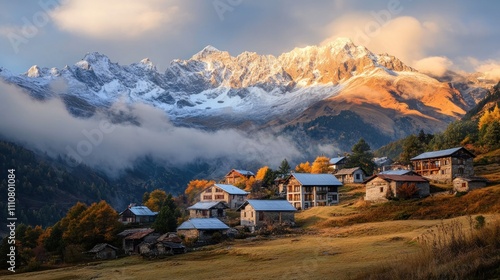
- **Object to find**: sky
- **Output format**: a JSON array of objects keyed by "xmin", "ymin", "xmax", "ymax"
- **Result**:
[{"xmin": 1, "ymin": 0, "xmax": 500, "ymax": 79}]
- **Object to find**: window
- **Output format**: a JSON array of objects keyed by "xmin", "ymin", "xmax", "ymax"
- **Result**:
[
  {"xmin": 215, "ymin": 188, "xmax": 223, "ymax": 193},
  {"xmin": 215, "ymin": 195, "xmax": 225, "ymax": 199},
  {"xmin": 380, "ymin": 187, "xmax": 384, "ymax": 193},
  {"xmin": 251, "ymin": 212, "xmax": 253, "ymax": 218},
  {"xmin": 259, "ymin": 212, "xmax": 264, "ymax": 221},
  {"xmin": 203, "ymin": 195, "xmax": 212, "ymax": 200},
  {"xmin": 288, "ymin": 194, "xmax": 293, "ymax": 201},
  {"xmin": 462, "ymin": 182, "xmax": 466, "ymax": 188},
  {"xmin": 244, "ymin": 212, "xmax": 247, "ymax": 218},
  {"xmin": 206, "ymin": 188, "xmax": 212, "ymax": 193},
  {"xmin": 317, "ymin": 194, "xmax": 326, "ymax": 200},
  {"xmin": 355, "ymin": 174, "xmax": 360, "ymax": 180}
]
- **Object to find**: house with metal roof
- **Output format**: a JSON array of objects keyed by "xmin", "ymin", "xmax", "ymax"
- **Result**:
[
  {"xmin": 334, "ymin": 167, "xmax": 367, "ymax": 183},
  {"xmin": 284, "ymin": 173, "xmax": 343, "ymax": 209},
  {"xmin": 187, "ymin": 201, "xmax": 228, "ymax": 218},
  {"xmin": 378, "ymin": 169, "xmax": 415, "ymax": 176},
  {"xmin": 238, "ymin": 200, "xmax": 296, "ymax": 230},
  {"xmin": 177, "ymin": 218, "xmax": 230, "ymax": 241},
  {"xmin": 223, "ymin": 169, "xmax": 255, "ymax": 185},
  {"xmin": 119, "ymin": 205, "xmax": 157, "ymax": 224},
  {"xmin": 364, "ymin": 174, "xmax": 430, "ymax": 201},
  {"xmin": 410, "ymin": 147, "xmax": 475, "ymax": 184},
  {"xmin": 329, "ymin": 157, "xmax": 347, "ymax": 173},
  {"xmin": 199, "ymin": 183, "xmax": 249, "ymax": 209}
]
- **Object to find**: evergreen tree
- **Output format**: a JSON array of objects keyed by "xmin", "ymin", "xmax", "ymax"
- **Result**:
[
  {"xmin": 346, "ymin": 138, "xmax": 376, "ymax": 175},
  {"xmin": 278, "ymin": 159, "xmax": 291, "ymax": 175},
  {"xmin": 153, "ymin": 194, "xmax": 181, "ymax": 233}
]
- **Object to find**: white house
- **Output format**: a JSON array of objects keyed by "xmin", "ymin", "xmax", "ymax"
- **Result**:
[{"xmin": 335, "ymin": 167, "xmax": 366, "ymax": 183}]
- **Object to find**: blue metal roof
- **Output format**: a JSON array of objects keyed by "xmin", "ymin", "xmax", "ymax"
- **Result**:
[
  {"xmin": 410, "ymin": 147, "xmax": 466, "ymax": 160},
  {"xmin": 291, "ymin": 173, "xmax": 342, "ymax": 186},
  {"xmin": 232, "ymin": 169, "xmax": 255, "ymax": 176},
  {"xmin": 329, "ymin": 157, "xmax": 345, "ymax": 164},
  {"xmin": 214, "ymin": 184, "xmax": 249, "ymax": 195},
  {"xmin": 187, "ymin": 201, "xmax": 227, "ymax": 210},
  {"xmin": 177, "ymin": 218, "xmax": 229, "ymax": 230},
  {"xmin": 241, "ymin": 200, "xmax": 296, "ymax": 212},
  {"xmin": 128, "ymin": 206, "xmax": 156, "ymax": 216},
  {"xmin": 379, "ymin": 170, "xmax": 412, "ymax": 175}
]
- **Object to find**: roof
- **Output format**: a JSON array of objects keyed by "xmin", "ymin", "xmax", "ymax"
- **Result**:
[
  {"xmin": 87, "ymin": 243, "xmax": 118, "ymax": 253},
  {"xmin": 410, "ymin": 147, "xmax": 474, "ymax": 161},
  {"xmin": 366, "ymin": 174, "xmax": 428, "ymax": 183},
  {"xmin": 239, "ymin": 200, "xmax": 296, "ymax": 212},
  {"xmin": 117, "ymin": 228, "xmax": 151, "ymax": 237},
  {"xmin": 122, "ymin": 206, "xmax": 157, "ymax": 216},
  {"xmin": 329, "ymin": 157, "xmax": 345, "ymax": 164},
  {"xmin": 453, "ymin": 176, "xmax": 488, "ymax": 182},
  {"xmin": 177, "ymin": 218, "xmax": 230, "ymax": 230},
  {"xmin": 187, "ymin": 201, "xmax": 228, "ymax": 210},
  {"xmin": 157, "ymin": 233, "xmax": 183, "ymax": 243},
  {"xmin": 379, "ymin": 169, "xmax": 412, "ymax": 175},
  {"xmin": 336, "ymin": 167, "xmax": 364, "ymax": 175},
  {"xmin": 290, "ymin": 173, "xmax": 343, "ymax": 186},
  {"xmin": 124, "ymin": 228, "xmax": 155, "ymax": 240},
  {"xmin": 214, "ymin": 184, "xmax": 249, "ymax": 195},
  {"xmin": 227, "ymin": 169, "xmax": 255, "ymax": 176}
]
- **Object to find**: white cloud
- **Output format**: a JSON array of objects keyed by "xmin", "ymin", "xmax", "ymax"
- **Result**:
[
  {"xmin": 0, "ymin": 80, "xmax": 301, "ymax": 176},
  {"xmin": 49, "ymin": 0, "xmax": 185, "ymax": 39},
  {"xmin": 468, "ymin": 57, "xmax": 500, "ymax": 80},
  {"xmin": 414, "ymin": 56, "xmax": 454, "ymax": 76}
]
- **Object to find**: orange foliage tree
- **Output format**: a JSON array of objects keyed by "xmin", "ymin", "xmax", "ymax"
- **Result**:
[
  {"xmin": 185, "ymin": 179, "xmax": 215, "ymax": 203},
  {"xmin": 311, "ymin": 156, "xmax": 330, "ymax": 174},
  {"xmin": 295, "ymin": 161, "xmax": 312, "ymax": 173},
  {"xmin": 144, "ymin": 189, "xmax": 167, "ymax": 212},
  {"xmin": 255, "ymin": 166, "xmax": 269, "ymax": 181}
]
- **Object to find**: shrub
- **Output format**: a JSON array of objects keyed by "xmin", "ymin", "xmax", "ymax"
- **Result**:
[{"xmin": 397, "ymin": 183, "xmax": 419, "ymax": 200}]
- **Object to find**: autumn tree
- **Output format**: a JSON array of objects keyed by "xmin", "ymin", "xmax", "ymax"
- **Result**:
[
  {"xmin": 153, "ymin": 194, "xmax": 181, "ymax": 233},
  {"xmin": 245, "ymin": 176, "xmax": 257, "ymax": 192},
  {"xmin": 295, "ymin": 161, "xmax": 312, "ymax": 173},
  {"xmin": 311, "ymin": 156, "xmax": 330, "ymax": 174},
  {"xmin": 76, "ymin": 201, "xmax": 121, "ymax": 248},
  {"xmin": 144, "ymin": 189, "xmax": 168, "ymax": 212},
  {"xmin": 255, "ymin": 166, "xmax": 269, "ymax": 181},
  {"xmin": 185, "ymin": 179, "xmax": 215, "ymax": 204}
]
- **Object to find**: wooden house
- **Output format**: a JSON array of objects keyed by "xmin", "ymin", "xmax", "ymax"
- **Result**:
[
  {"xmin": 224, "ymin": 169, "xmax": 255, "ymax": 185},
  {"xmin": 187, "ymin": 201, "xmax": 228, "ymax": 218},
  {"xmin": 177, "ymin": 218, "xmax": 230, "ymax": 241},
  {"xmin": 453, "ymin": 177, "xmax": 488, "ymax": 192},
  {"xmin": 329, "ymin": 157, "xmax": 346, "ymax": 173},
  {"xmin": 410, "ymin": 147, "xmax": 475, "ymax": 184},
  {"xmin": 121, "ymin": 228, "xmax": 155, "ymax": 254},
  {"xmin": 199, "ymin": 183, "xmax": 249, "ymax": 209},
  {"xmin": 86, "ymin": 243, "xmax": 118, "ymax": 260},
  {"xmin": 284, "ymin": 173, "xmax": 342, "ymax": 210},
  {"xmin": 364, "ymin": 174, "xmax": 430, "ymax": 201},
  {"xmin": 334, "ymin": 167, "xmax": 366, "ymax": 183},
  {"xmin": 119, "ymin": 205, "xmax": 157, "ymax": 224},
  {"xmin": 238, "ymin": 200, "xmax": 296, "ymax": 230}
]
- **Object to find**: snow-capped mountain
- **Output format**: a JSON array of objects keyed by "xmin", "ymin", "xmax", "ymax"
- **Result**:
[{"xmin": 0, "ymin": 38, "xmax": 491, "ymax": 148}]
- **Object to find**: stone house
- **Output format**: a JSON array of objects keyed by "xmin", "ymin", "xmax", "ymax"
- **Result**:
[
  {"xmin": 187, "ymin": 201, "xmax": 228, "ymax": 218},
  {"xmin": 364, "ymin": 174, "xmax": 430, "ymax": 201},
  {"xmin": 410, "ymin": 147, "xmax": 475, "ymax": 184},
  {"xmin": 329, "ymin": 157, "xmax": 346, "ymax": 173},
  {"xmin": 121, "ymin": 228, "xmax": 156, "ymax": 254},
  {"xmin": 119, "ymin": 205, "xmax": 157, "ymax": 224},
  {"xmin": 284, "ymin": 173, "xmax": 342, "ymax": 210},
  {"xmin": 334, "ymin": 167, "xmax": 366, "ymax": 183},
  {"xmin": 238, "ymin": 200, "xmax": 296, "ymax": 230},
  {"xmin": 199, "ymin": 183, "xmax": 249, "ymax": 209},
  {"xmin": 177, "ymin": 218, "xmax": 230, "ymax": 241},
  {"xmin": 223, "ymin": 169, "xmax": 255, "ymax": 185},
  {"xmin": 86, "ymin": 243, "xmax": 118, "ymax": 260},
  {"xmin": 453, "ymin": 177, "xmax": 488, "ymax": 192}
]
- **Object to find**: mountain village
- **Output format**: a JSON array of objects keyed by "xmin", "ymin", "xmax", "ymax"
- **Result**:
[{"xmin": 80, "ymin": 145, "xmax": 487, "ymax": 261}]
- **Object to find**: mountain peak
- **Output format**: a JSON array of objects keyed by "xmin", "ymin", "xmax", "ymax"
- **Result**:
[
  {"xmin": 82, "ymin": 52, "xmax": 110, "ymax": 63},
  {"xmin": 26, "ymin": 65, "xmax": 41, "ymax": 78},
  {"xmin": 192, "ymin": 45, "xmax": 225, "ymax": 59}
]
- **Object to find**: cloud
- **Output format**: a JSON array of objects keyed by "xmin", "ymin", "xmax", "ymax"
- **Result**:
[
  {"xmin": 467, "ymin": 57, "xmax": 500, "ymax": 81},
  {"xmin": 0, "ymin": 80, "xmax": 302, "ymax": 177},
  {"xmin": 49, "ymin": 0, "xmax": 185, "ymax": 39},
  {"xmin": 322, "ymin": 14, "xmax": 444, "ymax": 66},
  {"xmin": 414, "ymin": 56, "xmax": 454, "ymax": 76}
]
